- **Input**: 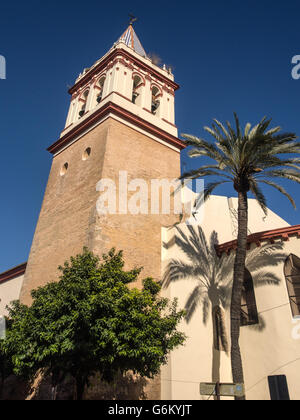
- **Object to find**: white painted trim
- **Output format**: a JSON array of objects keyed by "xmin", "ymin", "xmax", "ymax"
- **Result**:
[{"xmin": 53, "ymin": 113, "xmax": 181, "ymax": 157}]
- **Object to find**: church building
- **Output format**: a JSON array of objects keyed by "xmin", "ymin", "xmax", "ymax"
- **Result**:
[{"xmin": 1, "ymin": 24, "xmax": 300, "ymax": 400}]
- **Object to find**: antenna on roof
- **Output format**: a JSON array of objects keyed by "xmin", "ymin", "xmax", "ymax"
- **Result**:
[{"xmin": 129, "ymin": 13, "xmax": 138, "ymax": 26}]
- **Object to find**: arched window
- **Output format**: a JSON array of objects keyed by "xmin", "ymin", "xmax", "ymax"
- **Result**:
[
  {"xmin": 96, "ymin": 77, "xmax": 105, "ymax": 104},
  {"xmin": 79, "ymin": 90, "xmax": 89, "ymax": 118},
  {"xmin": 241, "ymin": 269, "xmax": 259, "ymax": 326},
  {"xmin": 284, "ymin": 254, "xmax": 300, "ymax": 317},
  {"xmin": 151, "ymin": 86, "xmax": 161, "ymax": 115},
  {"xmin": 132, "ymin": 75, "xmax": 143, "ymax": 106}
]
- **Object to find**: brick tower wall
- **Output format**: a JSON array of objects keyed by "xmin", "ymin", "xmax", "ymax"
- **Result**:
[{"xmin": 19, "ymin": 117, "xmax": 181, "ymax": 399}]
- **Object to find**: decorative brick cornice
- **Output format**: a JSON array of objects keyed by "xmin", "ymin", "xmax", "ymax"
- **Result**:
[
  {"xmin": 216, "ymin": 225, "xmax": 300, "ymax": 256},
  {"xmin": 69, "ymin": 47, "xmax": 179, "ymax": 95},
  {"xmin": 0, "ymin": 263, "xmax": 27, "ymax": 285},
  {"xmin": 48, "ymin": 101, "xmax": 186, "ymax": 155}
]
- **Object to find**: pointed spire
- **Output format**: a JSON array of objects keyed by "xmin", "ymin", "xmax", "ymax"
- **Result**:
[{"xmin": 117, "ymin": 24, "xmax": 147, "ymax": 58}]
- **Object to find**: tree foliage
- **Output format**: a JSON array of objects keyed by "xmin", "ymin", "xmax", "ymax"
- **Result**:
[
  {"xmin": 181, "ymin": 114, "xmax": 300, "ymax": 211},
  {"xmin": 0, "ymin": 324, "xmax": 14, "ymax": 398},
  {"xmin": 3, "ymin": 248, "xmax": 185, "ymax": 399}
]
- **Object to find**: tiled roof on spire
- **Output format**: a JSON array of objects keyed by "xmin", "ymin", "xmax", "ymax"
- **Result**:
[{"xmin": 118, "ymin": 25, "xmax": 147, "ymax": 58}]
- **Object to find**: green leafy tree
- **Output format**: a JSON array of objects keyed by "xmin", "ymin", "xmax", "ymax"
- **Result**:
[
  {"xmin": 5, "ymin": 248, "xmax": 185, "ymax": 400},
  {"xmin": 181, "ymin": 115, "xmax": 300, "ymax": 399},
  {"xmin": 0, "ymin": 325, "xmax": 14, "ymax": 399},
  {"xmin": 1, "ymin": 308, "xmax": 34, "ymax": 400}
]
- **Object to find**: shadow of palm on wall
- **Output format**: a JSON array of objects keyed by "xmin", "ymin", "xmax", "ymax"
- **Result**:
[{"xmin": 163, "ymin": 225, "xmax": 285, "ymax": 385}]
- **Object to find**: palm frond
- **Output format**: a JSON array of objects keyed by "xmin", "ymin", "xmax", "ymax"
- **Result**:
[
  {"xmin": 218, "ymin": 285, "xmax": 232, "ymax": 310},
  {"xmin": 233, "ymin": 113, "xmax": 241, "ymax": 139},
  {"xmin": 265, "ymin": 126, "xmax": 281, "ymax": 136},
  {"xmin": 202, "ymin": 295, "xmax": 210, "ymax": 325},
  {"xmin": 202, "ymin": 181, "xmax": 230, "ymax": 201},
  {"xmin": 259, "ymin": 180, "xmax": 296, "ymax": 209},
  {"xmin": 180, "ymin": 168, "xmax": 233, "ymax": 181},
  {"xmin": 175, "ymin": 227, "xmax": 210, "ymax": 267},
  {"xmin": 162, "ymin": 260, "xmax": 198, "ymax": 286},
  {"xmin": 212, "ymin": 119, "xmax": 231, "ymax": 141},
  {"xmin": 261, "ymin": 169, "xmax": 300, "ymax": 184},
  {"xmin": 204, "ymin": 126, "xmax": 223, "ymax": 143},
  {"xmin": 244, "ymin": 122, "xmax": 251, "ymax": 137},
  {"xmin": 185, "ymin": 285, "xmax": 206, "ymax": 324},
  {"xmin": 181, "ymin": 134, "xmax": 225, "ymax": 163},
  {"xmin": 249, "ymin": 177, "xmax": 267, "ymax": 215},
  {"xmin": 252, "ymin": 271, "xmax": 282, "ymax": 287},
  {"xmin": 246, "ymin": 242, "xmax": 286, "ymax": 272}
]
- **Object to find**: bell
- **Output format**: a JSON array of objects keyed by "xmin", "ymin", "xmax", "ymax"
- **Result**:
[
  {"xmin": 132, "ymin": 92, "xmax": 139, "ymax": 104},
  {"xmin": 151, "ymin": 100, "xmax": 159, "ymax": 114}
]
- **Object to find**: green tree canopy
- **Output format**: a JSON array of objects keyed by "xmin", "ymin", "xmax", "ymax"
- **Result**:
[
  {"xmin": 0, "ymin": 323, "xmax": 14, "ymax": 398},
  {"xmin": 4, "ymin": 248, "xmax": 185, "ymax": 400}
]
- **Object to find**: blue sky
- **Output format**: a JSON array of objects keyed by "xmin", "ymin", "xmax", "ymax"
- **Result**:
[{"xmin": 0, "ymin": 0, "xmax": 300, "ymax": 272}]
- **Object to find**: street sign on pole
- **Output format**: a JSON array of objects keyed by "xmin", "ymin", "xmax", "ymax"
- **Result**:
[{"xmin": 200, "ymin": 382, "xmax": 245, "ymax": 398}]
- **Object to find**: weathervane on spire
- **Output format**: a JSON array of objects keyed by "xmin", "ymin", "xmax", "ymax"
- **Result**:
[{"xmin": 129, "ymin": 14, "xmax": 138, "ymax": 26}]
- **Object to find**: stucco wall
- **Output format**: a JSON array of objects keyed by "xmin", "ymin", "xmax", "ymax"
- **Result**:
[
  {"xmin": 161, "ymin": 195, "xmax": 298, "ymax": 400},
  {"xmin": 0, "ymin": 274, "xmax": 24, "ymax": 316},
  {"xmin": 241, "ymin": 236, "xmax": 300, "ymax": 400}
]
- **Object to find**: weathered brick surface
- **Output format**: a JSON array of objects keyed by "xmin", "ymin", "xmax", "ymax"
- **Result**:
[
  {"xmin": 20, "ymin": 117, "xmax": 181, "ymax": 399},
  {"xmin": 20, "ymin": 120, "xmax": 109, "ymax": 303}
]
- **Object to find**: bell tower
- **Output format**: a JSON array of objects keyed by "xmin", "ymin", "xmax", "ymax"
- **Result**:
[
  {"xmin": 62, "ymin": 24, "xmax": 179, "ymax": 142},
  {"xmin": 20, "ymin": 25, "xmax": 185, "ymax": 398}
]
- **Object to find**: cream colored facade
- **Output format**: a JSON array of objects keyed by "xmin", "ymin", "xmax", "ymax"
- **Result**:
[
  {"xmin": 161, "ymin": 194, "xmax": 300, "ymax": 400},
  {"xmin": 0, "ymin": 273, "xmax": 25, "ymax": 316},
  {"xmin": 241, "ymin": 236, "xmax": 300, "ymax": 400}
]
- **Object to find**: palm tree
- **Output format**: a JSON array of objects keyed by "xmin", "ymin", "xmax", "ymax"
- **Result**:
[
  {"xmin": 180, "ymin": 115, "xmax": 300, "ymax": 399},
  {"xmin": 163, "ymin": 225, "xmax": 285, "ymax": 395}
]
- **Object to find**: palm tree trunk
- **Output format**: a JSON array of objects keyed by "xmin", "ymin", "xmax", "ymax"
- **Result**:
[{"xmin": 230, "ymin": 190, "xmax": 248, "ymax": 401}]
